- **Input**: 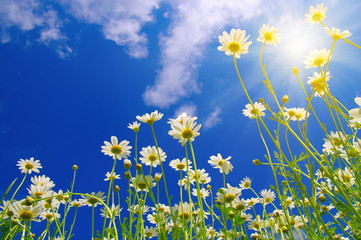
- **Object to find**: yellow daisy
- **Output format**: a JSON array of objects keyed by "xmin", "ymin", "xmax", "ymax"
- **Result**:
[
  {"xmin": 307, "ymin": 72, "xmax": 331, "ymax": 96},
  {"xmin": 303, "ymin": 49, "xmax": 330, "ymax": 68},
  {"xmin": 257, "ymin": 24, "xmax": 280, "ymax": 46},
  {"xmin": 305, "ymin": 4, "xmax": 327, "ymax": 25},
  {"xmin": 217, "ymin": 28, "xmax": 252, "ymax": 58}
]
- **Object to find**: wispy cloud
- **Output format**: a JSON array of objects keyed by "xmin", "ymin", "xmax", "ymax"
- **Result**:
[
  {"xmin": 143, "ymin": 0, "xmax": 262, "ymax": 107},
  {"xmin": 0, "ymin": 0, "xmax": 71, "ymax": 57},
  {"xmin": 173, "ymin": 103, "xmax": 197, "ymax": 118},
  {"xmin": 203, "ymin": 106, "xmax": 221, "ymax": 129},
  {"xmin": 59, "ymin": 0, "xmax": 161, "ymax": 58}
]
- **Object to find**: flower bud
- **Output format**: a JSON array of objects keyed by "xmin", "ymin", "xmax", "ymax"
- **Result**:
[
  {"xmin": 216, "ymin": 199, "xmax": 222, "ymax": 205},
  {"xmin": 136, "ymin": 164, "xmax": 142, "ymax": 171},
  {"xmin": 124, "ymin": 159, "xmax": 132, "ymax": 170},
  {"xmin": 21, "ymin": 197, "xmax": 35, "ymax": 206},
  {"xmin": 72, "ymin": 165, "xmax": 78, "ymax": 171},
  {"xmin": 154, "ymin": 173, "xmax": 162, "ymax": 182},
  {"xmin": 115, "ymin": 185, "xmax": 120, "ymax": 192},
  {"xmin": 318, "ymin": 194, "xmax": 326, "ymax": 202},
  {"xmin": 282, "ymin": 95, "xmax": 289, "ymax": 104},
  {"xmin": 124, "ymin": 171, "xmax": 131, "ymax": 179},
  {"xmin": 228, "ymin": 210, "xmax": 235, "ymax": 219},
  {"xmin": 259, "ymin": 98, "xmax": 264, "ymax": 104},
  {"xmin": 207, "ymin": 185, "xmax": 212, "ymax": 191},
  {"xmin": 252, "ymin": 159, "xmax": 261, "ymax": 166},
  {"xmin": 292, "ymin": 67, "xmax": 299, "ymax": 75}
]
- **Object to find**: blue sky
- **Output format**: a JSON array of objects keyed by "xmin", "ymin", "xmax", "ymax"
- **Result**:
[{"xmin": 1, "ymin": 0, "xmax": 361, "ymax": 238}]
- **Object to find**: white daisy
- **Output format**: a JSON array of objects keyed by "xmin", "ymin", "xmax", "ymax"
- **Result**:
[
  {"xmin": 322, "ymin": 131, "xmax": 346, "ymax": 155},
  {"xmin": 101, "ymin": 136, "xmax": 131, "ymax": 160},
  {"xmin": 17, "ymin": 157, "xmax": 42, "ymax": 174},
  {"xmin": 257, "ymin": 24, "xmax": 280, "ymax": 46},
  {"xmin": 168, "ymin": 115, "xmax": 201, "ymax": 146},
  {"xmin": 82, "ymin": 192, "xmax": 106, "ymax": 207},
  {"xmin": 128, "ymin": 121, "xmax": 141, "ymax": 133},
  {"xmin": 260, "ymin": 189, "xmax": 276, "ymax": 205},
  {"xmin": 100, "ymin": 204, "xmax": 122, "ymax": 218},
  {"xmin": 349, "ymin": 97, "xmax": 361, "ymax": 119},
  {"xmin": 192, "ymin": 188, "xmax": 210, "ymax": 199},
  {"xmin": 144, "ymin": 226, "xmax": 158, "ymax": 239},
  {"xmin": 284, "ymin": 107, "xmax": 310, "ymax": 121},
  {"xmin": 139, "ymin": 146, "xmax": 166, "ymax": 168},
  {"xmin": 40, "ymin": 209, "xmax": 61, "ymax": 222},
  {"xmin": 217, "ymin": 28, "xmax": 252, "ymax": 58},
  {"xmin": 216, "ymin": 184, "xmax": 242, "ymax": 207},
  {"xmin": 169, "ymin": 158, "xmax": 192, "ymax": 172},
  {"xmin": 325, "ymin": 27, "xmax": 352, "ymax": 41},
  {"xmin": 207, "ymin": 153, "xmax": 233, "ymax": 175},
  {"xmin": 30, "ymin": 175, "xmax": 55, "ymax": 189},
  {"xmin": 130, "ymin": 175, "xmax": 156, "ymax": 192},
  {"xmin": 239, "ymin": 177, "xmax": 252, "ymax": 190},
  {"xmin": 305, "ymin": 4, "xmax": 327, "ymax": 25},
  {"xmin": 242, "ymin": 102, "xmax": 266, "ymax": 119},
  {"xmin": 104, "ymin": 172, "xmax": 121, "ymax": 181},
  {"xmin": 10, "ymin": 201, "xmax": 42, "ymax": 222},
  {"xmin": 303, "ymin": 49, "xmax": 330, "ymax": 68},
  {"xmin": 136, "ymin": 110, "xmax": 163, "ymax": 125},
  {"xmin": 307, "ymin": 72, "xmax": 331, "ymax": 96}
]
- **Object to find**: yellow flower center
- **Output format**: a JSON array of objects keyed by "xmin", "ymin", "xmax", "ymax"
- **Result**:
[
  {"xmin": 250, "ymin": 109, "xmax": 259, "ymax": 115},
  {"xmin": 244, "ymin": 182, "xmax": 251, "ymax": 188},
  {"xmin": 179, "ymin": 212, "xmax": 190, "ymax": 220},
  {"xmin": 264, "ymin": 32, "xmax": 273, "ymax": 41},
  {"xmin": 287, "ymin": 110, "xmax": 295, "ymax": 117},
  {"xmin": 313, "ymin": 58, "xmax": 324, "ymax": 66},
  {"xmin": 235, "ymin": 203, "xmax": 246, "ymax": 211},
  {"xmin": 295, "ymin": 113, "xmax": 303, "ymax": 120},
  {"xmin": 312, "ymin": 12, "xmax": 322, "ymax": 22},
  {"xmin": 34, "ymin": 192, "xmax": 43, "ymax": 198},
  {"xmin": 332, "ymin": 139, "xmax": 342, "ymax": 147},
  {"xmin": 148, "ymin": 154, "xmax": 157, "ymax": 162},
  {"xmin": 20, "ymin": 211, "xmax": 33, "ymax": 221},
  {"xmin": 310, "ymin": 77, "xmax": 325, "ymax": 91},
  {"xmin": 217, "ymin": 159, "xmax": 224, "ymax": 166},
  {"xmin": 6, "ymin": 210, "xmax": 14, "ymax": 217},
  {"xmin": 176, "ymin": 163, "xmax": 186, "ymax": 170},
  {"xmin": 225, "ymin": 194, "xmax": 236, "ymax": 203},
  {"xmin": 25, "ymin": 163, "xmax": 34, "ymax": 170},
  {"xmin": 110, "ymin": 145, "xmax": 122, "ymax": 155},
  {"xmin": 228, "ymin": 42, "xmax": 241, "ymax": 53},
  {"xmin": 138, "ymin": 182, "xmax": 148, "ymax": 190},
  {"xmin": 181, "ymin": 129, "xmax": 193, "ymax": 139},
  {"xmin": 146, "ymin": 119, "xmax": 155, "ymax": 125},
  {"xmin": 265, "ymin": 197, "xmax": 273, "ymax": 203},
  {"xmin": 45, "ymin": 214, "xmax": 53, "ymax": 220}
]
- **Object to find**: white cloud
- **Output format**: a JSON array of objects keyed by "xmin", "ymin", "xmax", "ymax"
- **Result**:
[
  {"xmin": 58, "ymin": 0, "xmax": 161, "ymax": 58},
  {"xmin": 203, "ymin": 106, "xmax": 221, "ymax": 129},
  {"xmin": 143, "ymin": 0, "xmax": 262, "ymax": 107},
  {"xmin": 0, "ymin": 0, "xmax": 71, "ymax": 57},
  {"xmin": 173, "ymin": 103, "xmax": 197, "ymax": 118}
]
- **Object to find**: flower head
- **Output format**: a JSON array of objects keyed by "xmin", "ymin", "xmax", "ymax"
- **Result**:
[
  {"xmin": 144, "ymin": 226, "xmax": 158, "ymax": 239},
  {"xmin": 82, "ymin": 192, "xmax": 106, "ymax": 207},
  {"xmin": 208, "ymin": 153, "xmax": 233, "ymax": 175},
  {"xmin": 130, "ymin": 175, "xmax": 155, "ymax": 192},
  {"xmin": 9, "ymin": 201, "xmax": 42, "ymax": 222},
  {"xmin": 104, "ymin": 172, "xmax": 120, "ymax": 181},
  {"xmin": 325, "ymin": 27, "xmax": 352, "ymax": 41},
  {"xmin": 17, "ymin": 158, "xmax": 42, "ymax": 174},
  {"xmin": 217, "ymin": 28, "xmax": 252, "ymax": 58},
  {"xmin": 31, "ymin": 175, "xmax": 55, "ymax": 189},
  {"xmin": 239, "ymin": 177, "xmax": 252, "ymax": 190},
  {"xmin": 305, "ymin": 4, "xmax": 327, "ymax": 25},
  {"xmin": 257, "ymin": 24, "xmax": 280, "ymax": 46},
  {"xmin": 303, "ymin": 49, "xmax": 330, "ymax": 68},
  {"xmin": 169, "ymin": 158, "xmax": 192, "ymax": 172},
  {"xmin": 349, "ymin": 97, "xmax": 361, "ymax": 119},
  {"xmin": 136, "ymin": 110, "xmax": 163, "ymax": 125},
  {"xmin": 168, "ymin": 115, "xmax": 201, "ymax": 146},
  {"xmin": 216, "ymin": 184, "xmax": 242, "ymax": 207},
  {"xmin": 242, "ymin": 102, "xmax": 266, "ymax": 119},
  {"xmin": 139, "ymin": 146, "xmax": 166, "ymax": 168},
  {"xmin": 307, "ymin": 72, "xmax": 331, "ymax": 96},
  {"xmin": 260, "ymin": 189, "xmax": 276, "ymax": 205},
  {"xmin": 322, "ymin": 131, "xmax": 346, "ymax": 155},
  {"xmin": 284, "ymin": 107, "xmax": 310, "ymax": 121},
  {"xmin": 128, "ymin": 121, "xmax": 141, "ymax": 133},
  {"xmin": 101, "ymin": 136, "xmax": 132, "ymax": 160}
]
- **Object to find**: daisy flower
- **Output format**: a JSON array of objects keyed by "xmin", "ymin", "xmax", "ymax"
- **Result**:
[
  {"xmin": 285, "ymin": 196, "xmax": 295, "ymax": 209},
  {"xmin": 207, "ymin": 153, "xmax": 233, "ymax": 175},
  {"xmin": 144, "ymin": 226, "xmax": 158, "ymax": 239},
  {"xmin": 239, "ymin": 177, "xmax": 252, "ymax": 190},
  {"xmin": 178, "ymin": 178, "xmax": 194, "ymax": 190},
  {"xmin": 216, "ymin": 184, "xmax": 242, "ymax": 206},
  {"xmin": 257, "ymin": 24, "xmax": 280, "ymax": 46},
  {"xmin": 303, "ymin": 49, "xmax": 330, "ymax": 68},
  {"xmin": 100, "ymin": 204, "xmax": 122, "ymax": 218},
  {"xmin": 104, "ymin": 172, "xmax": 120, "ymax": 181},
  {"xmin": 349, "ymin": 97, "xmax": 361, "ymax": 119},
  {"xmin": 168, "ymin": 115, "xmax": 202, "ymax": 146},
  {"xmin": 168, "ymin": 112, "xmax": 197, "ymax": 125},
  {"xmin": 217, "ymin": 28, "xmax": 252, "ymax": 58},
  {"xmin": 27, "ymin": 184, "xmax": 51, "ymax": 199},
  {"xmin": 101, "ymin": 136, "xmax": 131, "ymax": 160},
  {"xmin": 139, "ymin": 146, "xmax": 166, "ymax": 168},
  {"xmin": 128, "ymin": 204, "xmax": 150, "ymax": 215},
  {"xmin": 70, "ymin": 199, "xmax": 84, "ymax": 208},
  {"xmin": 127, "ymin": 121, "xmax": 141, "ymax": 133},
  {"xmin": 284, "ymin": 107, "xmax": 310, "ymax": 121},
  {"xmin": 325, "ymin": 27, "xmax": 352, "ymax": 41},
  {"xmin": 82, "ymin": 192, "xmax": 106, "ymax": 207},
  {"xmin": 242, "ymin": 102, "xmax": 266, "ymax": 119},
  {"xmin": 30, "ymin": 175, "xmax": 55, "ymax": 189},
  {"xmin": 192, "ymin": 188, "xmax": 210, "ymax": 199},
  {"xmin": 307, "ymin": 71, "xmax": 331, "ymax": 96},
  {"xmin": 136, "ymin": 110, "xmax": 163, "ymax": 125},
  {"xmin": 260, "ymin": 189, "xmax": 276, "ymax": 205},
  {"xmin": 175, "ymin": 202, "xmax": 192, "ymax": 221},
  {"xmin": 169, "ymin": 158, "xmax": 192, "ymax": 172},
  {"xmin": 322, "ymin": 131, "xmax": 346, "ymax": 155},
  {"xmin": 337, "ymin": 167, "xmax": 355, "ymax": 186},
  {"xmin": 130, "ymin": 175, "xmax": 156, "ymax": 192},
  {"xmin": 188, "ymin": 169, "xmax": 211, "ymax": 184},
  {"xmin": 9, "ymin": 201, "xmax": 42, "ymax": 222},
  {"xmin": 305, "ymin": 4, "xmax": 327, "ymax": 25},
  {"xmin": 40, "ymin": 209, "xmax": 61, "ymax": 222},
  {"xmin": 151, "ymin": 203, "xmax": 171, "ymax": 215},
  {"xmin": 17, "ymin": 157, "xmax": 42, "ymax": 174}
]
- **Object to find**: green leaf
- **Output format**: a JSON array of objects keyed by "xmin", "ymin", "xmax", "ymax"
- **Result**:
[{"xmin": 0, "ymin": 178, "xmax": 17, "ymax": 206}]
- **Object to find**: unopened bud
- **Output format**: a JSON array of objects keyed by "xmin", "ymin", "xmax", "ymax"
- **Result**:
[
  {"xmin": 216, "ymin": 199, "xmax": 222, "ymax": 205},
  {"xmin": 115, "ymin": 185, "xmax": 120, "ymax": 192},
  {"xmin": 318, "ymin": 194, "xmax": 326, "ymax": 202},
  {"xmin": 136, "ymin": 164, "xmax": 142, "ymax": 171},
  {"xmin": 253, "ymin": 159, "xmax": 261, "ymax": 166},
  {"xmin": 292, "ymin": 67, "xmax": 299, "ymax": 75},
  {"xmin": 21, "ymin": 197, "xmax": 35, "ymax": 206},
  {"xmin": 259, "ymin": 98, "xmax": 264, "ymax": 104},
  {"xmin": 72, "ymin": 165, "xmax": 78, "ymax": 171},
  {"xmin": 282, "ymin": 95, "xmax": 289, "ymax": 104},
  {"xmin": 124, "ymin": 159, "xmax": 132, "ymax": 170},
  {"xmin": 207, "ymin": 185, "xmax": 212, "ymax": 191},
  {"xmin": 124, "ymin": 171, "xmax": 131, "ymax": 179},
  {"xmin": 228, "ymin": 211, "xmax": 235, "ymax": 219},
  {"xmin": 154, "ymin": 173, "xmax": 162, "ymax": 182}
]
